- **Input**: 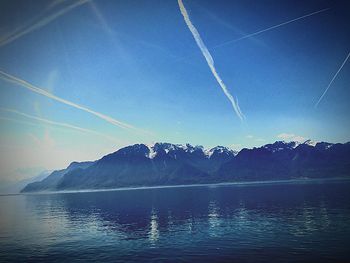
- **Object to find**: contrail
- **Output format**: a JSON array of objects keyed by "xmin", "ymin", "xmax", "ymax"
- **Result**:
[
  {"xmin": 0, "ymin": 0, "xmax": 89, "ymax": 47},
  {"xmin": 0, "ymin": 116, "xmax": 40, "ymax": 127},
  {"xmin": 213, "ymin": 8, "xmax": 330, "ymax": 49},
  {"xmin": 0, "ymin": 0, "xmax": 68, "ymax": 44},
  {"xmin": 175, "ymin": 7, "xmax": 329, "ymax": 63},
  {"xmin": 0, "ymin": 108, "xmax": 120, "ymax": 143},
  {"xmin": 315, "ymin": 51, "xmax": 350, "ymax": 108},
  {"xmin": 178, "ymin": 0, "xmax": 244, "ymax": 120},
  {"xmin": 0, "ymin": 70, "xmax": 138, "ymax": 131}
]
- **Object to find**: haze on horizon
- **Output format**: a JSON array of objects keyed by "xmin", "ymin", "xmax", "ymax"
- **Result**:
[{"xmin": 0, "ymin": 0, "xmax": 349, "ymax": 183}]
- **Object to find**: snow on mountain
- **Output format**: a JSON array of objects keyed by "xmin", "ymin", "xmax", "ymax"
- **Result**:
[
  {"xmin": 140, "ymin": 140, "xmax": 323, "ymax": 160},
  {"xmin": 147, "ymin": 145, "xmax": 157, "ymax": 159},
  {"xmin": 303, "ymin": 139, "xmax": 318, "ymax": 147},
  {"xmin": 262, "ymin": 140, "xmax": 321, "ymax": 153},
  {"xmin": 204, "ymin": 146, "xmax": 237, "ymax": 158},
  {"xmin": 145, "ymin": 143, "xmax": 236, "ymax": 159},
  {"xmin": 263, "ymin": 141, "xmax": 298, "ymax": 152},
  {"xmin": 21, "ymin": 140, "xmax": 350, "ymax": 193}
]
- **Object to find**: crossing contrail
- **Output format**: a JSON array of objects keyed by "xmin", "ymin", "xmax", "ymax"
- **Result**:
[
  {"xmin": 213, "ymin": 8, "xmax": 330, "ymax": 50},
  {"xmin": 178, "ymin": 0, "xmax": 244, "ymax": 120},
  {"xmin": 175, "ymin": 7, "xmax": 329, "ymax": 63},
  {"xmin": 0, "ymin": 70, "xmax": 139, "ymax": 131},
  {"xmin": 0, "ymin": 0, "xmax": 69, "ymax": 44},
  {"xmin": 315, "ymin": 51, "xmax": 350, "ymax": 108},
  {"xmin": 0, "ymin": 0, "xmax": 89, "ymax": 47},
  {"xmin": 0, "ymin": 108, "xmax": 121, "ymax": 143}
]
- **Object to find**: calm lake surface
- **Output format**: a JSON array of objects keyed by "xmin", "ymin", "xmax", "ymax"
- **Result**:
[{"xmin": 1, "ymin": 180, "xmax": 350, "ymax": 262}]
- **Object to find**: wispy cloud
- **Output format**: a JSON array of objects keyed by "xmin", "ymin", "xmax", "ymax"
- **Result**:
[
  {"xmin": 245, "ymin": 134, "xmax": 265, "ymax": 142},
  {"xmin": 1, "ymin": 108, "xmax": 120, "ymax": 143},
  {"xmin": 0, "ymin": 70, "xmax": 142, "ymax": 132},
  {"xmin": 277, "ymin": 133, "xmax": 306, "ymax": 142},
  {"xmin": 29, "ymin": 130, "xmax": 56, "ymax": 151},
  {"xmin": 0, "ymin": 0, "xmax": 89, "ymax": 47},
  {"xmin": 315, "ymin": 51, "xmax": 350, "ymax": 108},
  {"xmin": 212, "ymin": 8, "xmax": 329, "ymax": 50},
  {"xmin": 255, "ymin": 138, "xmax": 265, "ymax": 142},
  {"xmin": 178, "ymin": 0, "xmax": 244, "ymax": 121},
  {"xmin": 88, "ymin": 0, "xmax": 114, "ymax": 37},
  {"xmin": 277, "ymin": 133, "xmax": 295, "ymax": 139}
]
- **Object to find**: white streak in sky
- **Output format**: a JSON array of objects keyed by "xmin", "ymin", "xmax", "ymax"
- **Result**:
[
  {"xmin": 0, "ymin": 116, "xmax": 40, "ymax": 127},
  {"xmin": 178, "ymin": 0, "xmax": 244, "ymax": 120},
  {"xmin": 213, "ymin": 8, "xmax": 330, "ymax": 49},
  {"xmin": 315, "ymin": 51, "xmax": 350, "ymax": 108},
  {"xmin": 0, "ymin": 70, "xmax": 138, "ymax": 131},
  {"xmin": 174, "ymin": 7, "xmax": 329, "ymax": 63},
  {"xmin": 0, "ymin": 0, "xmax": 89, "ymax": 47},
  {"xmin": 1, "ymin": 108, "xmax": 120, "ymax": 143}
]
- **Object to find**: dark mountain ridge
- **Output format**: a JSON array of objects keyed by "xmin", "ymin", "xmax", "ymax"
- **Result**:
[{"xmin": 21, "ymin": 141, "xmax": 350, "ymax": 192}]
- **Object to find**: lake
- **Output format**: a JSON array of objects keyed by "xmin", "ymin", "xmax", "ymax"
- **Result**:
[{"xmin": 1, "ymin": 180, "xmax": 350, "ymax": 262}]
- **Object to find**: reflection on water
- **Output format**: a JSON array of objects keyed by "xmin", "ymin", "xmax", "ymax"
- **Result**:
[
  {"xmin": 1, "ymin": 181, "xmax": 350, "ymax": 262},
  {"xmin": 208, "ymin": 200, "xmax": 220, "ymax": 231},
  {"xmin": 149, "ymin": 207, "xmax": 159, "ymax": 243}
]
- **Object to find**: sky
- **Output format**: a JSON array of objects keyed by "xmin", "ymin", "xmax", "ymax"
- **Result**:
[{"xmin": 0, "ymin": 0, "xmax": 349, "ymax": 182}]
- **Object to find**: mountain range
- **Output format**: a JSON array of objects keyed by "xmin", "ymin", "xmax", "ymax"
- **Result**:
[{"xmin": 21, "ymin": 140, "xmax": 350, "ymax": 192}]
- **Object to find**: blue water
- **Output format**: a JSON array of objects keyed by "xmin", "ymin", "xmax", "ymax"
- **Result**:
[{"xmin": 1, "ymin": 180, "xmax": 350, "ymax": 262}]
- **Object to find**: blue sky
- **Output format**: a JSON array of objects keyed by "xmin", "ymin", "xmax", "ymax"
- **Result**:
[{"xmin": 0, "ymin": 0, "xmax": 349, "ymax": 181}]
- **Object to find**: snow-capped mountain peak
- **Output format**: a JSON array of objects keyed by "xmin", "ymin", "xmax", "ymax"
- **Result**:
[
  {"xmin": 204, "ymin": 146, "xmax": 237, "ymax": 158},
  {"xmin": 303, "ymin": 139, "xmax": 317, "ymax": 147},
  {"xmin": 144, "ymin": 143, "xmax": 237, "ymax": 159}
]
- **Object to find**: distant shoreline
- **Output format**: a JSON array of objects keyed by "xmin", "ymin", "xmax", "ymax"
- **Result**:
[{"xmin": 2, "ymin": 176, "xmax": 349, "ymax": 197}]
